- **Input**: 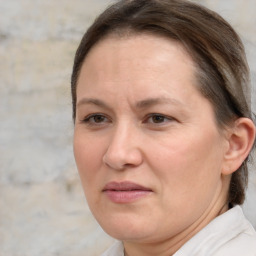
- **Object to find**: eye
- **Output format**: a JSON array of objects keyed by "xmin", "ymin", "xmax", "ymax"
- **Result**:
[
  {"xmin": 145, "ymin": 114, "xmax": 174, "ymax": 124},
  {"xmin": 81, "ymin": 114, "xmax": 110, "ymax": 125}
]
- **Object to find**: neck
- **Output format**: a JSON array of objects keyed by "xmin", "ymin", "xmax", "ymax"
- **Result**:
[
  {"xmin": 124, "ymin": 203, "xmax": 228, "ymax": 256},
  {"xmin": 123, "ymin": 178, "xmax": 230, "ymax": 256}
]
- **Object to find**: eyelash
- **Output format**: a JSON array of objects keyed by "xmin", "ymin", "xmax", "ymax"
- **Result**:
[
  {"xmin": 81, "ymin": 113, "xmax": 111, "ymax": 125},
  {"xmin": 80, "ymin": 113, "xmax": 175, "ymax": 126},
  {"xmin": 144, "ymin": 113, "xmax": 174, "ymax": 124}
]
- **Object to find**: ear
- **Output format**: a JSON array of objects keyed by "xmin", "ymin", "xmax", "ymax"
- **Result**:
[{"xmin": 222, "ymin": 117, "xmax": 255, "ymax": 175}]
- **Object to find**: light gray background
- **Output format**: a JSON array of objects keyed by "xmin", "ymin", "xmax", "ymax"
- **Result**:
[{"xmin": 0, "ymin": 0, "xmax": 255, "ymax": 255}]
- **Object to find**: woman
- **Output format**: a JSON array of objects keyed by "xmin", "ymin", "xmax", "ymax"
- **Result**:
[{"xmin": 71, "ymin": 0, "xmax": 256, "ymax": 255}]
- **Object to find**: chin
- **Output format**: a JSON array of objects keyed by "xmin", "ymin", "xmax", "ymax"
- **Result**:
[{"xmin": 96, "ymin": 211, "xmax": 157, "ymax": 241}]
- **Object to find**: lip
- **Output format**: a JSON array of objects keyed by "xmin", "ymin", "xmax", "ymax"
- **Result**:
[{"xmin": 103, "ymin": 181, "xmax": 152, "ymax": 203}]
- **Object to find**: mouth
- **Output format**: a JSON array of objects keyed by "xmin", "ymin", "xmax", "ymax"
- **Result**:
[{"xmin": 103, "ymin": 181, "xmax": 153, "ymax": 203}]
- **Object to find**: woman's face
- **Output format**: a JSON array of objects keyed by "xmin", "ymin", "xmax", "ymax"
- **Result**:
[{"xmin": 74, "ymin": 34, "xmax": 230, "ymax": 243}]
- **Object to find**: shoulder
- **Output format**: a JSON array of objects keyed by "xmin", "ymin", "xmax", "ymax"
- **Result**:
[
  {"xmin": 174, "ymin": 206, "xmax": 256, "ymax": 256},
  {"xmin": 101, "ymin": 241, "xmax": 124, "ymax": 256},
  {"xmin": 211, "ymin": 206, "xmax": 256, "ymax": 256},
  {"xmin": 214, "ymin": 217, "xmax": 256, "ymax": 256},
  {"xmin": 214, "ymin": 234, "xmax": 256, "ymax": 256}
]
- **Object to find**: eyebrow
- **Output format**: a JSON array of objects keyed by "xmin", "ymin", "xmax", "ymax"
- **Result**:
[
  {"xmin": 77, "ymin": 97, "xmax": 185, "ymax": 109},
  {"xmin": 77, "ymin": 98, "xmax": 111, "ymax": 109},
  {"xmin": 135, "ymin": 97, "xmax": 185, "ymax": 109}
]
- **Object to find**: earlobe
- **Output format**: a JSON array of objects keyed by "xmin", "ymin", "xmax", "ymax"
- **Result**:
[{"xmin": 222, "ymin": 117, "xmax": 256, "ymax": 175}]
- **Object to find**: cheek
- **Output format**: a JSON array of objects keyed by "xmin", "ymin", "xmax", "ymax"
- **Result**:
[
  {"xmin": 148, "ymin": 130, "xmax": 225, "ymax": 195},
  {"xmin": 73, "ymin": 132, "xmax": 105, "ymax": 188}
]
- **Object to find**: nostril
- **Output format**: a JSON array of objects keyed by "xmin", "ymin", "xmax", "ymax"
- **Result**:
[
  {"xmin": 124, "ymin": 163, "xmax": 135, "ymax": 168},
  {"xmin": 102, "ymin": 141, "xmax": 143, "ymax": 170}
]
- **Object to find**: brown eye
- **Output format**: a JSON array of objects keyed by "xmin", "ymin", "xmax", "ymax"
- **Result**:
[
  {"xmin": 151, "ymin": 115, "xmax": 165, "ymax": 123},
  {"xmin": 145, "ymin": 114, "xmax": 174, "ymax": 125},
  {"xmin": 82, "ymin": 114, "xmax": 110, "ymax": 125},
  {"xmin": 93, "ymin": 115, "xmax": 106, "ymax": 123}
]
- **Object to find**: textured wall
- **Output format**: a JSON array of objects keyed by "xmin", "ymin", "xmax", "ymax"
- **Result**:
[{"xmin": 0, "ymin": 0, "xmax": 255, "ymax": 255}]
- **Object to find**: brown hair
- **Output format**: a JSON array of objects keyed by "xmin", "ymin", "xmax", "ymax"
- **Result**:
[{"xmin": 71, "ymin": 0, "xmax": 255, "ymax": 205}]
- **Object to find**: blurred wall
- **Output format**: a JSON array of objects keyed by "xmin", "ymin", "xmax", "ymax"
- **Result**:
[{"xmin": 0, "ymin": 0, "xmax": 255, "ymax": 255}]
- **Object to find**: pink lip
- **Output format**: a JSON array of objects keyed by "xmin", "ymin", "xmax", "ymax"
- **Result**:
[{"xmin": 103, "ymin": 181, "xmax": 152, "ymax": 203}]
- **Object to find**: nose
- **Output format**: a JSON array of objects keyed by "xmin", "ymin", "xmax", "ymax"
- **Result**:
[{"xmin": 103, "ymin": 124, "xmax": 143, "ymax": 171}]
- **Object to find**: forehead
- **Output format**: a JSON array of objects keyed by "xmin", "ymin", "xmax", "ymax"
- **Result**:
[
  {"xmin": 78, "ymin": 33, "xmax": 197, "ymax": 92},
  {"xmin": 76, "ymin": 33, "xmax": 221, "ymax": 131},
  {"xmin": 85, "ymin": 32, "xmax": 193, "ymax": 64},
  {"xmin": 76, "ymin": 34, "xmax": 215, "ymax": 118}
]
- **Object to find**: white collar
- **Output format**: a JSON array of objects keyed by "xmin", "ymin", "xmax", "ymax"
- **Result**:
[{"xmin": 102, "ymin": 206, "xmax": 256, "ymax": 256}]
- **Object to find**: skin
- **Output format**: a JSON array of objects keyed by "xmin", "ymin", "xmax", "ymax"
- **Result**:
[{"xmin": 73, "ymin": 34, "xmax": 254, "ymax": 256}]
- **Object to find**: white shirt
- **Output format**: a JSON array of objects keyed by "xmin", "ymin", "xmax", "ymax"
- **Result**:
[{"xmin": 101, "ymin": 206, "xmax": 256, "ymax": 256}]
